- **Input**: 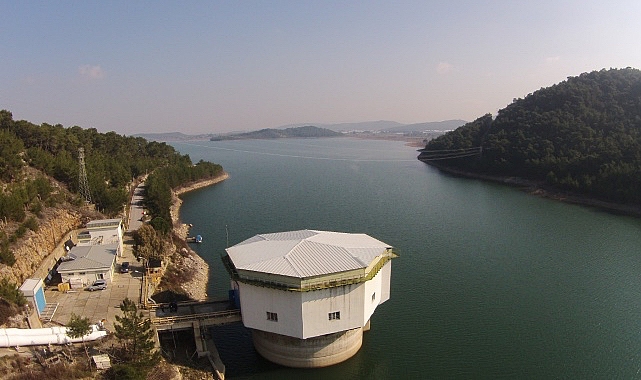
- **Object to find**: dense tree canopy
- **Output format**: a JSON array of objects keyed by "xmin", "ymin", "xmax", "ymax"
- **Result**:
[
  {"xmin": 0, "ymin": 109, "xmax": 224, "ymax": 265},
  {"xmin": 132, "ymin": 224, "xmax": 168, "ymax": 261},
  {"xmin": 144, "ymin": 158, "xmax": 222, "ymax": 230},
  {"xmin": 420, "ymin": 68, "xmax": 641, "ymax": 205},
  {"xmin": 0, "ymin": 110, "xmax": 222, "ymax": 216}
]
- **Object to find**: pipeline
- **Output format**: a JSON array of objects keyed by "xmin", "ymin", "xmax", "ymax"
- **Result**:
[{"xmin": 0, "ymin": 324, "xmax": 107, "ymax": 347}]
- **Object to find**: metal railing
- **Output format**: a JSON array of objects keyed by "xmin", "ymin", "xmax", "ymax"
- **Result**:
[
  {"xmin": 223, "ymin": 251, "xmax": 398, "ymax": 292},
  {"xmin": 151, "ymin": 309, "xmax": 241, "ymax": 326}
]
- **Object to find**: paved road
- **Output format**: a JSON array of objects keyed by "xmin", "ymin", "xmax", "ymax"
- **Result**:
[{"xmin": 128, "ymin": 182, "xmax": 145, "ymax": 232}]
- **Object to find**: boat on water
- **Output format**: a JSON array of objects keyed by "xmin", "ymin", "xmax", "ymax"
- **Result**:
[{"xmin": 186, "ymin": 234, "xmax": 203, "ymax": 243}]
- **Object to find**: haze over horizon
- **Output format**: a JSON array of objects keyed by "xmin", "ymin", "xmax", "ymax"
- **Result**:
[{"xmin": 2, "ymin": 1, "xmax": 640, "ymax": 135}]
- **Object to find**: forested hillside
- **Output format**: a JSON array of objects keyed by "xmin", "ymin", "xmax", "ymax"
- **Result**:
[
  {"xmin": 0, "ymin": 110, "xmax": 223, "ymax": 265},
  {"xmin": 419, "ymin": 68, "xmax": 641, "ymax": 206},
  {"xmin": 210, "ymin": 125, "xmax": 341, "ymax": 140}
]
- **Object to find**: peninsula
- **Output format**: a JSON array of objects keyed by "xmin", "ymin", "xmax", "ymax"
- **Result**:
[{"xmin": 419, "ymin": 68, "xmax": 641, "ymax": 215}]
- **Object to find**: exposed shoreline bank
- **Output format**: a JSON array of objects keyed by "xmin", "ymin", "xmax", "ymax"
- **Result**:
[
  {"xmin": 424, "ymin": 162, "xmax": 641, "ymax": 218},
  {"xmin": 169, "ymin": 172, "xmax": 229, "ymax": 300}
]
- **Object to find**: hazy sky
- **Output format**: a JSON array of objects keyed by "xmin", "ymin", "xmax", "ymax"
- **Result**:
[{"xmin": 2, "ymin": 1, "xmax": 640, "ymax": 135}]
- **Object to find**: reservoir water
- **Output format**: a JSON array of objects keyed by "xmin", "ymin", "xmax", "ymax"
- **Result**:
[{"xmin": 171, "ymin": 138, "xmax": 641, "ymax": 379}]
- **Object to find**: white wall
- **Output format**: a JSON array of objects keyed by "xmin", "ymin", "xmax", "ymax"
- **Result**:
[
  {"xmin": 363, "ymin": 260, "xmax": 392, "ymax": 325},
  {"xmin": 238, "ymin": 283, "xmax": 304, "ymax": 338},
  {"xmin": 379, "ymin": 260, "xmax": 392, "ymax": 303},
  {"xmin": 301, "ymin": 283, "xmax": 364, "ymax": 339},
  {"xmin": 60, "ymin": 268, "xmax": 113, "ymax": 287},
  {"xmin": 239, "ymin": 261, "xmax": 393, "ymax": 340}
]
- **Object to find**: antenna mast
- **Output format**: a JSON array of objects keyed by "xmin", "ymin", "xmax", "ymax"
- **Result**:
[{"xmin": 78, "ymin": 147, "xmax": 92, "ymax": 204}]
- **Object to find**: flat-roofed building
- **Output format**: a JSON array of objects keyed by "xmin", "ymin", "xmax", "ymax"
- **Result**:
[
  {"xmin": 224, "ymin": 230, "xmax": 397, "ymax": 368},
  {"xmin": 78, "ymin": 218, "xmax": 124, "ymax": 256},
  {"xmin": 57, "ymin": 243, "xmax": 118, "ymax": 288}
]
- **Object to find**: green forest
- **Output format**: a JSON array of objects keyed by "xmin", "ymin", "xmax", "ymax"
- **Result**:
[
  {"xmin": 0, "ymin": 110, "xmax": 223, "ymax": 263},
  {"xmin": 419, "ymin": 68, "xmax": 641, "ymax": 206}
]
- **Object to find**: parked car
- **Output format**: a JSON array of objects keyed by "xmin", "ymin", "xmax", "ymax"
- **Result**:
[
  {"xmin": 120, "ymin": 262, "xmax": 130, "ymax": 273},
  {"xmin": 86, "ymin": 279, "xmax": 107, "ymax": 291}
]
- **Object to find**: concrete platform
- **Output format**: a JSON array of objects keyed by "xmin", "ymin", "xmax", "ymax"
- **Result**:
[{"xmin": 42, "ymin": 242, "xmax": 143, "ymax": 331}]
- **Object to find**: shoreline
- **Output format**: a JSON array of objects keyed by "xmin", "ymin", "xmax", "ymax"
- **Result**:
[
  {"xmin": 169, "ymin": 172, "xmax": 229, "ymax": 300},
  {"xmin": 424, "ymin": 162, "xmax": 641, "ymax": 218}
]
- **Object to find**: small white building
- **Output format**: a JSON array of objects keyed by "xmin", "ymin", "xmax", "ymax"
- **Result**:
[
  {"xmin": 79, "ymin": 218, "xmax": 124, "ymax": 256},
  {"xmin": 19, "ymin": 278, "xmax": 46, "ymax": 316},
  {"xmin": 224, "ymin": 230, "xmax": 397, "ymax": 368},
  {"xmin": 56, "ymin": 243, "xmax": 118, "ymax": 288}
]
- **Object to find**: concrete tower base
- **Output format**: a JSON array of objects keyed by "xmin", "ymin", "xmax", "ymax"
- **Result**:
[{"xmin": 251, "ymin": 327, "xmax": 364, "ymax": 368}]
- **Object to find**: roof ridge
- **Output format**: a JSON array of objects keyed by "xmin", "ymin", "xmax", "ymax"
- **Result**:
[{"xmin": 283, "ymin": 239, "xmax": 306, "ymax": 277}]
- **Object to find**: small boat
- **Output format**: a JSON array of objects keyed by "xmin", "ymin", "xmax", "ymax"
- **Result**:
[{"xmin": 186, "ymin": 234, "xmax": 203, "ymax": 243}]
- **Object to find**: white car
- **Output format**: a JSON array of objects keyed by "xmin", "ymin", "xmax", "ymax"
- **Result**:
[{"xmin": 86, "ymin": 279, "xmax": 107, "ymax": 291}]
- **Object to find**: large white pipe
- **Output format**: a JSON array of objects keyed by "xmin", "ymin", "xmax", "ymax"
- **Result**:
[{"xmin": 0, "ymin": 325, "xmax": 107, "ymax": 347}]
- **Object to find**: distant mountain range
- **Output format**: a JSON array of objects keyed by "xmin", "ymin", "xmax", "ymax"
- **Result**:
[
  {"xmin": 134, "ymin": 119, "xmax": 467, "ymax": 142},
  {"xmin": 132, "ymin": 132, "xmax": 212, "ymax": 141},
  {"xmin": 279, "ymin": 119, "xmax": 466, "ymax": 133}
]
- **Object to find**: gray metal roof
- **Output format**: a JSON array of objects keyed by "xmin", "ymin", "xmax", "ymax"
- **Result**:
[
  {"xmin": 226, "ymin": 230, "xmax": 392, "ymax": 278},
  {"xmin": 86, "ymin": 218, "xmax": 122, "ymax": 228},
  {"xmin": 57, "ymin": 243, "xmax": 117, "ymax": 273}
]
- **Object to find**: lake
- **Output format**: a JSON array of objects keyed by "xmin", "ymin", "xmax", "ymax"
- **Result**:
[{"xmin": 171, "ymin": 137, "xmax": 641, "ymax": 379}]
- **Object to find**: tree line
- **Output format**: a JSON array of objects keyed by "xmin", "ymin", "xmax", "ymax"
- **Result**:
[
  {"xmin": 0, "ymin": 109, "xmax": 224, "ymax": 264},
  {"xmin": 144, "ymin": 158, "xmax": 222, "ymax": 234},
  {"xmin": 420, "ymin": 68, "xmax": 641, "ymax": 205}
]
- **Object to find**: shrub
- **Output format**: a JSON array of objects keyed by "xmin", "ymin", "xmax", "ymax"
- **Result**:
[
  {"xmin": 14, "ymin": 224, "xmax": 27, "ymax": 239},
  {"xmin": 0, "ymin": 245, "xmax": 15, "ymax": 266},
  {"xmin": 106, "ymin": 364, "xmax": 146, "ymax": 380},
  {"xmin": 30, "ymin": 201, "xmax": 43, "ymax": 216},
  {"xmin": 23, "ymin": 216, "xmax": 39, "ymax": 232},
  {"xmin": 0, "ymin": 278, "xmax": 26, "ymax": 306}
]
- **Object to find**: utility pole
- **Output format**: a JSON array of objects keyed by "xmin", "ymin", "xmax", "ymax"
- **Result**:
[{"xmin": 78, "ymin": 147, "xmax": 92, "ymax": 204}]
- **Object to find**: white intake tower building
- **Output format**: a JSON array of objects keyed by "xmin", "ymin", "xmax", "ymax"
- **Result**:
[{"xmin": 224, "ymin": 229, "xmax": 396, "ymax": 368}]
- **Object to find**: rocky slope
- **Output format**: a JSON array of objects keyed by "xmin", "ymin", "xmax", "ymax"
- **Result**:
[{"xmin": 167, "ymin": 172, "xmax": 230, "ymax": 300}]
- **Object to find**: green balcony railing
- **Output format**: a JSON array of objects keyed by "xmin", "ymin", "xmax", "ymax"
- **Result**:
[{"xmin": 221, "ymin": 250, "xmax": 398, "ymax": 292}]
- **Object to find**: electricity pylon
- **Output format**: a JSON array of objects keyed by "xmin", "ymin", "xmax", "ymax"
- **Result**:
[{"xmin": 78, "ymin": 147, "xmax": 92, "ymax": 204}]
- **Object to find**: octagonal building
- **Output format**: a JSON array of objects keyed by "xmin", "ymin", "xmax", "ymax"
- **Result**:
[{"xmin": 223, "ymin": 229, "xmax": 397, "ymax": 368}]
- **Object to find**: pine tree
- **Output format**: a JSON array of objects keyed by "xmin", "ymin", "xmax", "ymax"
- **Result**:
[
  {"xmin": 66, "ymin": 313, "xmax": 92, "ymax": 365},
  {"xmin": 66, "ymin": 313, "xmax": 92, "ymax": 339},
  {"xmin": 113, "ymin": 298, "xmax": 160, "ymax": 367}
]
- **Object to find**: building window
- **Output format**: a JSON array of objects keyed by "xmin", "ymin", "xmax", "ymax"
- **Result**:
[
  {"xmin": 266, "ymin": 312, "xmax": 278, "ymax": 322},
  {"xmin": 372, "ymin": 292, "xmax": 376, "ymax": 301},
  {"xmin": 329, "ymin": 311, "xmax": 341, "ymax": 320}
]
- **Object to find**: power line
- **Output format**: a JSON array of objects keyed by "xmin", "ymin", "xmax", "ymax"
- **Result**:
[
  {"xmin": 417, "ymin": 146, "xmax": 482, "ymax": 161},
  {"xmin": 419, "ymin": 146, "xmax": 481, "ymax": 153}
]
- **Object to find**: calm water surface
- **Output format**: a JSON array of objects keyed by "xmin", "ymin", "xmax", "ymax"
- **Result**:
[{"xmin": 171, "ymin": 138, "xmax": 641, "ymax": 379}]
